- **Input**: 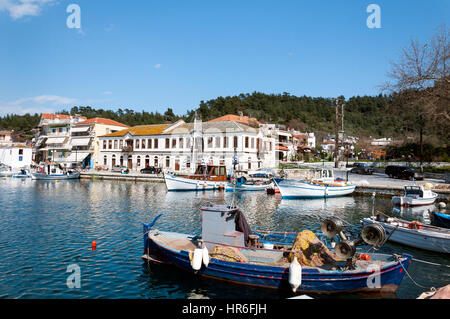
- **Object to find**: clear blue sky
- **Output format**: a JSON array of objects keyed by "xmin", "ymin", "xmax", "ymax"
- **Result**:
[{"xmin": 1, "ymin": 0, "xmax": 448, "ymax": 116}]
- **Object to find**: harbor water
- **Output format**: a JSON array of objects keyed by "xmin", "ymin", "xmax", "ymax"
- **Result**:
[{"xmin": 0, "ymin": 178, "xmax": 448, "ymax": 299}]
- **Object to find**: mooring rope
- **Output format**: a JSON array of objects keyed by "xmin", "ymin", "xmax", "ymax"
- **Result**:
[
  {"xmin": 394, "ymin": 254, "xmax": 436, "ymax": 291},
  {"xmin": 411, "ymin": 258, "xmax": 450, "ymax": 268}
]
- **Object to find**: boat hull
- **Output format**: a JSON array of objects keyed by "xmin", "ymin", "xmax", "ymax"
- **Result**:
[
  {"xmin": 430, "ymin": 211, "xmax": 450, "ymax": 229},
  {"xmin": 31, "ymin": 172, "xmax": 80, "ymax": 180},
  {"xmin": 392, "ymin": 194, "xmax": 438, "ymax": 207},
  {"xmin": 144, "ymin": 231, "xmax": 411, "ymax": 294},
  {"xmin": 225, "ymin": 183, "xmax": 270, "ymax": 192},
  {"xmin": 164, "ymin": 173, "xmax": 226, "ymax": 191},
  {"xmin": 274, "ymin": 180, "xmax": 356, "ymax": 199},
  {"xmin": 362, "ymin": 218, "xmax": 450, "ymax": 253}
]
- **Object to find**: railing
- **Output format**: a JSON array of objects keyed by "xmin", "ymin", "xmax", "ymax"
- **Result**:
[{"xmin": 122, "ymin": 146, "xmax": 133, "ymax": 152}]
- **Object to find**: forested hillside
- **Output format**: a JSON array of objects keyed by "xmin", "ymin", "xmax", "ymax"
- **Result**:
[{"xmin": 0, "ymin": 91, "xmax": 446, "ymax": 145}]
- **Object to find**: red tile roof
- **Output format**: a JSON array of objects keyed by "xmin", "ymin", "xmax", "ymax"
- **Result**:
[
  {"xmin": 76, "ymin": 117, "xmax": 129, "ymax": 127},
  {"xmin": 41, "ymin": 113, "xmax": 87, "ymax": 121},
  {"xmin": 207, "ymin": 114, "xmax": 261, "ymax": 125}
]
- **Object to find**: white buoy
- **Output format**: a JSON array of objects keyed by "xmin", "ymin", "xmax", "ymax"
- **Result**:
[
  {"xmin": 191, "ymin": 248, "xmax": 203, "ymax": 271},
  {"xmin": 289, "ymin": 257, "xmax": 302, "ymax": 293},
  {"xmin": 202, "ymin": 246, "xmax": 209, "ymax": 267}
]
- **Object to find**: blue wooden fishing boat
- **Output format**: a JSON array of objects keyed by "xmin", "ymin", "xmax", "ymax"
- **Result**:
[
  {"xmin": 142, "ymin": 205, "xmax": 412, "ymax": 294},
  {"xmin": 430, "ymin": 211, "xmax": 450, "ymax": 229}
]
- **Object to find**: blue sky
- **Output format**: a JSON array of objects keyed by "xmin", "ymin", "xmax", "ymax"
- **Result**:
[{"xmin": 1, "ymin": 0, "xmax": 449, "ymax": 116}]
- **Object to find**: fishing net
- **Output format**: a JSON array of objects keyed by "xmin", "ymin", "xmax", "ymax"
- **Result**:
[
  {"xmin": 288, "ymin": 230, "xmax": 338, "ymax": 267},
  {"xmin": 210, "ymin": 245, "xmax": 249, "ymax": 263}
]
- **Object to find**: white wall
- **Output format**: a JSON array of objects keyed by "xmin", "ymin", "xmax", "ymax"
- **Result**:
[{"xmin": 0, "ymin": 147, "xmax": 32, "ymax": 168}]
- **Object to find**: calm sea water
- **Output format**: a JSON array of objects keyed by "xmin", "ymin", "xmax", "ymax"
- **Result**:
[{"xmin": 0, "ymin": 178, "xmax": 448, "ymax": 299}]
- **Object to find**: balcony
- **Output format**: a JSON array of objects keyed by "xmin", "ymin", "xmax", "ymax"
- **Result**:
[{"xmin": 122, "ymin": 146, "xmax": 134, "ymax": 153}]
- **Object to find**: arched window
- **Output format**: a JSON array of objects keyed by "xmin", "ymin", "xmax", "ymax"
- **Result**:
[
  {"xmin": 145, "ymin": 155, "xmax": 150, "ymax": 167},
  {"xmin": 154, "ymin": 156, "xmax": 159, "ymax": 167},
  {"xmin": 165, "ymin": 156, "xmax": 170, "ymax": 168},
  {"xmin": 120, "ymin": 156, "xmax": 123, "ymax": 166},
  {"xmin": 248, "ymin": 157, "xmax": 252, "ymax": 169},
  {"xmin": 104, "ymin": 155, "xmax": 107, "ymax": 166},
  {"xmin": 137, "ymin": 156, "xmax": 141, "ymax": 167},
  {"xmin": 112, "ymin": 154, "xmax": 116, "ymax": 167}
]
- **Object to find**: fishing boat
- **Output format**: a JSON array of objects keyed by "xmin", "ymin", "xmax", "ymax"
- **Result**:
[
  {"xmin": 31, "ymin": 162, "xmax": 80, "ymax": 180},
  {"xmin": 430, "ymin": 211, "xmax": 450, "ymax": 229},
  {"xmin": 273, "ymin": 179, "xmax": 355, "ymax": 199},
  {"xmin": 164, "ymin": 164, "xmax": 228, "ymax": 191},
  {"xmin": 225, "ymin": 180, "xmax": 273, "ymax": 192},
  {"xmin": 12, "ymin": 169, "xmax": 31, "ymax": 178},
  {"xmin": 362, "ymin": 212, "xmax": 450, "ymax": 254},
  {"xmin": 0, "ymin": 165, "xmax": 16, "ymax": 177},
  {"xmin": 142, "ymin": 204, "xmax": 412, "ymax": 294},
  {"xmin": 392, "ymin": 185, "xmax": 438, "ymax": 207}
]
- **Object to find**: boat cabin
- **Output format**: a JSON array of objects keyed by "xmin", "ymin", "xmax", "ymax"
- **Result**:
[
  {"xmin": 38, "ymin": 162, "xmax": 65, "ymax": 175},
  {"xmin": 184, "ymin": 164, "xmax": 228, "ymax": 181}
]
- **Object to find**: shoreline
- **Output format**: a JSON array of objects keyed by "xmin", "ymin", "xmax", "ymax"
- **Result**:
[{"xmin": 80, "ymin": 172, "xmax": 450, "ymax": 199}]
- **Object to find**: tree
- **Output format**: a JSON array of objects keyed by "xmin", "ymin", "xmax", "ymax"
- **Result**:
[{"xmin": 382, "ymin": 23, "xmax": 450, "ymax": 170}]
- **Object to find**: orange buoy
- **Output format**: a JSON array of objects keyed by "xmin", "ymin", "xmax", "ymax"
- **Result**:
[{"xmin": 92, "ymin": 241, "xmax": 97, "ymax": 251}]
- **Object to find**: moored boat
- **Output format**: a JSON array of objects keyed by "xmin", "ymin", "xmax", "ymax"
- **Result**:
[
  {"xmin": 12, "ymin": 169, "xmax": 31, "ymax": 178},
  {"xmin": 274, "ymin": 179, "xmax": 356, "ymax": 199},
  {"xmin": 430, "ymin": 210, "xmax": 450, "ymax": 229},
  {"xmin": 392, "ymin": 185, "xmax": 438, "ymax": 207},
  {"xmin": 362, "ymin": 212, "xmax": 450, "ymax": 254},
  {"xmin": 164, "ymin": 164, "xmax": 228, "ymax": 191},
  {"xmin": 142, "ymin": 204, "xmax": 412, "ymax": 294},
  {"xmin": 31, "ymin": 162, "xmax": 80, "ymax": 180}
]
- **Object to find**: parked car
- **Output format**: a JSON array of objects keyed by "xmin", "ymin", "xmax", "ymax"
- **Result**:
[
  {"xmin": 385, "ymin": 165, "xmax": 424, "ymax": 180},
  {"xmin": 111, "ymin": 165, "xmax": 129, "ymax": 174},
  {"xmin": 350, "ymin": 163, "xmax": 374, "ymax": 175},
  {"xmin": 140, "ymin": 166, "xmax": 162, "ymax": 174}
]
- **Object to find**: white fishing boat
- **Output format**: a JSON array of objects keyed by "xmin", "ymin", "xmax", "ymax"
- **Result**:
[
  {"xmin": 362, "ymin": 212, "xmax": 450, "ymax": 254},
  {"xmin": 12, "ymin": 169, "xmax": 31, "ymax": 178},
  {"xmin": 392, "ymin": 185, "xmax": 438, "ymax": 207},
  {"xmin": 164, "ymin": 164, "xmax": 228, "ymax": 191},
  {"xmin": 0, "ymin": 165, "xmax": 16, "ymax": 177},
  {"xmin": 273, "ymin": 170, "xmax": 356, "ymax": 199},
  {"xmin": 31, "ymin": 162, "xmax": 80, "ymax": 180}
]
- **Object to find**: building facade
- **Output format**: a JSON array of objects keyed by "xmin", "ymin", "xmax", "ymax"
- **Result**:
[{"xmin": 99, "ymin": 119, "xmax": 277, "ymax": 172}]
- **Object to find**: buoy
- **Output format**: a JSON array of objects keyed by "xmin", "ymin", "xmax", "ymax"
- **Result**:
[
  {"xmin": 55, "ymin": 180, "xmax": 59, "ymax": 183},
  {"xmin": 191, "ymin": 248, "xmax": 203, "ymax": 271},
  {"xmin": 202, "ymin": 246, "xmax": 209, "ymax": 267},
  {"xmin": 91, "ymin": 241, "xmax": 96, "ymax": 251},
  {"xmin": 288, "ymin": 257, "xmax": 302, "ymax": 293}
]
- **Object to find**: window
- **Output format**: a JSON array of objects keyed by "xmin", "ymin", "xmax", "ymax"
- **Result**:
[
  {"xmin": 142, "ymin": 139, "xmax": 145, "ymax": 149},
  {"xmin": 119, "ymin": 140, "xmax": 123, "ymax": 149},
  {"xmin": 179, "ymin": 138, "xmax": 183, "ymax": 149},
  {"xmin": 104, "ymin": 155, "xmax": 107, "ymax": 165},
  {"xmin": 114, "ymin": 140, "xmax": 118, "ymax": 149},
  {"xmin": 103, "ymin": 140, "xmax": 107, "ymax": 149},
  {"xmin": 223, "ymin": 137, "xmax": 228, "ymax": 148},
  {"xmin": 248, "ymin": 157, "xmax": 252, "ymax": 169},
  {"xmin": 215, "ymin": 137, "xmax": 220, "ymax": 148},
  {"xmin": 251, "ymin": 138, "xmax": 255, "ymax": 149},
  {"xmin": 154, "ymin": 139, "xmax": 159, "ymax": 149},
  {"xmin": 186, "ymin": 138, "xmax": 191, "ymax": 149},
  {"xmin": 207, "ymin": 137, "xmax": 213, "ymax": 148},
  {"xmin": 19, "ymin": 149, "xmax": 23, "ymax": 155},
  {"xmin": 108, "ymin": 140, "xmax": 112, "ymax": 149},
  {"xmin": 136, "ymin": 139, "xmax": 140, "ymax": 149},
  {"xmin": 165, "ymin": 138, "xmax": 170, "ymax": 149},
  {"xmin": 137, "ymin": 156, "xmax": 141, "ymax": 167},
  {"xmin": 148, "ymin": 139, "xmax": 152, "ymax": 149},
  {"xmin": 165, "ymin": 156, "xmax": 170, "ymax": 167},
  {"xmin": 233, "ymin": 136, "xmax": 238, "ymax": 148},
  {"xmin": 172, "ymin": 138, "xmax": 176, "ymax": 148},
  {"xmin": 245, "ymin": 137, "xmax": 249, "ymax": 148},
  {"xmin": 154, "ymin": 156, "xmax": 159, "ymax": 167}
]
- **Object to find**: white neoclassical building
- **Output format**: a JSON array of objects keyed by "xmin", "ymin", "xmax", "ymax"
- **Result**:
[{"xmin": 98, "ymin": 118, "xmax": 277, "ymax": 173}]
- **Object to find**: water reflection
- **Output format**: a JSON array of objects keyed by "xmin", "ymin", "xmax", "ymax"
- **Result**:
[
  {"xmin": 391, "ymin": 204, "xmax": 436, "ymax": 224},
  {"xmin": 0, "ymin": 178, "xmax": 448, "ymax": 299}
]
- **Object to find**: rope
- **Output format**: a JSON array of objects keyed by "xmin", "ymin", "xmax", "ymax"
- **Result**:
[
  {"xmin": 394, "ymin": 254, "xmax": 435, "ymax": 291},
  {"xmin": 412, "ymin": 258, "xmax": 450, "ymax": 268}
]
